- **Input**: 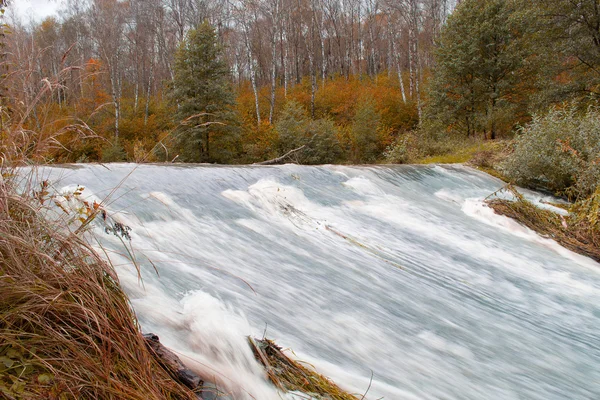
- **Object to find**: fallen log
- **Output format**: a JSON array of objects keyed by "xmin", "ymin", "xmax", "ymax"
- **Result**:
[
  {"xmin": 254, "ymin": 134, "xmax": 317, "ymax": 165},
  {"xmin": 254, "ymin": 144, "xmax": 308, "ymax": 165},
  {"xmin": 143, "ymin": 333, "xmax": 203, "ymax": 390}
]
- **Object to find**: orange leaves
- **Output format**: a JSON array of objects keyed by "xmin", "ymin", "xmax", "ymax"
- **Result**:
[
  {"xmin": 241, "ymin": 121, "xmax": 278, "ymax": 162},
  {"xmin": 235, "ymin": 72, "xmax": 419, "ymax": 163}
]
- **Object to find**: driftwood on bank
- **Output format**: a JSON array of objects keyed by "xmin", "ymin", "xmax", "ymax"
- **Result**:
[
  {"xmin": 254, "ymin": 144, "xmax": 308, "ymax": 165},
  {"xmin": 143, "ymin": 333, "xmax": 203, "ymax": 390},
  {"xmin": 254, "ymin": 134, "xmax": 317, "ymax": 165},
  {"xmin": 143, "ymin": 334, "xmax": 235, "ymax": 400},
  {"xmin": 142, "ymin": 333, "xmax": 359, "ymax": 399}
]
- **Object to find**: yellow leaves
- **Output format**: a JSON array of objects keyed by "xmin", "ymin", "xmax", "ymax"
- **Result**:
[
  {"xmin": 40, "ymin": 184, "xmax": 105, "ymax": 233},
  {"xmin": 570, "ymin": 186, "xmax": 600, "ymax": 230}
]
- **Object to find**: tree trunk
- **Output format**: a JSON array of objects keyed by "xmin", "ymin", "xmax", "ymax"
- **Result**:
[
  {"xmin": 144, "ymin": 63, "xmax": 153, "ymax": 126},
  {"xmin": 243, "ymin": 25, "xmax": 261, "ymax": 125},
  {"xmin": 269, "ymin": 15, "xmax": 278, "ymax": 124},
  {"xmin": 109, "ymin": 67, "xmax": 120, "ymax": 140},
  {"xmin": 392, "ymin": 35, "xmax": 407, "ymax": 103}
]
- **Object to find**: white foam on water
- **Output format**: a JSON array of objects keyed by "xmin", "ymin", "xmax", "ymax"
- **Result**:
[
  {"xmin": 462, "ymin": 198, "xmax": 600, "ymax": 271},
  {"xmin": 177, "ymin": 291, "xmax": 281, "ymax": 400},
  {"xmin": 417, "ymin": 331, "xmax": 475, "ymax": 360},
  {"xmin": 342, "ymin": 176, "xmax": 387, "ymax": 196},
  {"xmin": 223, "ymin": 178, "xmax": 327, "ymax": 231},
  {"xmin": 434, "ymin": 188, "xmax": 464, "ymax": 205},
  {"xmin": 462, "ymin": 198, "xmax": 545, "ymax": 242},
  {"xmin": 99, "ymin": 250, "xmax": 284, "ymax": 400},
  {"xmin": 340, "ymin": 179, "xmax": 600, "ymax": 300}
]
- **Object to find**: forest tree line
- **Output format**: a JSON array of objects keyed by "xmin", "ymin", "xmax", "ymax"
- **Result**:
[
  {"xmin": 1, "ymin": 0, "xmax": 456, "ymax": 164},
  {"xmin": 1, "ymin": 0, "xmax": 600, "ymax": 195}
]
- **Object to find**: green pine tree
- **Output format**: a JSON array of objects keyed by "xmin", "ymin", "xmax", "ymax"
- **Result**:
[{"xmin": 170, "ymin": 22, "xmax": 240, "ymax": 163}]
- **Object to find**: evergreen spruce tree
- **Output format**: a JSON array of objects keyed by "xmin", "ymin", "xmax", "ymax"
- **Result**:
[{"xmin": 171, "ymin": 22, "xmax": 240, "ymax": 163}]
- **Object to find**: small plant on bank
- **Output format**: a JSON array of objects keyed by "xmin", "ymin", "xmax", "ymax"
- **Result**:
[
  {"xmin": 384, "ymin": 133, "xmax": 416, "ymax": 164},
  {"xmin": 101, "ymin": 141, "xmax": 128, "ymax": 162}
]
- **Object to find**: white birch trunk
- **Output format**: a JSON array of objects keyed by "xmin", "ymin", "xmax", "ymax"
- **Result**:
[{"xmin": 243, "ymin": 25, "xmax": 261, "ymax": 125}]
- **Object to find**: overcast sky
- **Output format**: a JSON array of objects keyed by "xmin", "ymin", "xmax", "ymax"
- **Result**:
[{"xmin": 9, "ymin": 0, "xmax": 60, "ymax": 22}]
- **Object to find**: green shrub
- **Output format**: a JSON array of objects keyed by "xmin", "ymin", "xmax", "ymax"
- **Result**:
[
  {"xmin": 275, "ymin": 101, "xmax": 343, "ymax": 164},
  {"xmin": 101, "ymin": 141, "xmax": 128, "ymax": 162},
  {"xmin": 276, "ymin": 101, "xmax": 309, "ymax": 154},
  {"xmin": 350, "ymin": 97, "xmax": 381, "ymax": 163},
  {"xmin": 501, "ymin": 106, "xmax": 600, "ymax": 198},
  {"xmin": 304, "ymin": 118, "xmax": 343, "ymax": 164},
  {"xmin": 384, "ymin": 133, "xmax": 416, "ymax": 163}
]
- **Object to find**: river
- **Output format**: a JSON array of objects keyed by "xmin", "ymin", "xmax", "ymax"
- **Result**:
[{"xmin": 39, "ymin": 164, "xmax": 600, "ymax": 400}]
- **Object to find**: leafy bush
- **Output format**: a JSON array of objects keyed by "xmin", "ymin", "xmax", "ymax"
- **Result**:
[
  {"xmin": 384, "ymin": 133, "xmax": 417, "ymax": 164},
  {"xmin": 501, "ymin": 106, "xmax": 600, "ymax": 198},
  {"xmin": 350, "ymin": 97, "xmax": 381, "ymax": 163},
  {"xmin": 304, "ymin": 118, "xmax": 344, "ymax": 164},
  {"xmin": 101, "ymin": 141, "xmax": 128, "ymax": 162},
  {"xmin": 276, "ymin": 101, "xmax": 309, "ymax": 153},
  {"xmin": 275, "ymin": 101, "xmax": 343, "ymax": 164}
]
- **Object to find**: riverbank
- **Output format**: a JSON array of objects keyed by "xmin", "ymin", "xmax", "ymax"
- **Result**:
[
  {"xmin": 0, "ymin": 183, "xmax": 200, "ymax": 399},
  {"xmin": 486, "ymin": 186, "xmax": 600, "ymax": 263},
  {"xmin": 418, "ymin": 139, "xmax": 599, "ymax": 264},
  {"xmin": 0, "ymin": 174, "xmax": 358, "ymax": 400}
]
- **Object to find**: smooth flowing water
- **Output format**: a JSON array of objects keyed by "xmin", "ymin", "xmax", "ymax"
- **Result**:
[{"xmin": 38, "ymin": 164, "xmax": 600, "ymax": 400}]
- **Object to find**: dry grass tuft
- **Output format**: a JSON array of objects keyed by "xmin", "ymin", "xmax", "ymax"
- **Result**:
[
  {"xmin": 0, "ymin": 57, "xmax": 195, "ymax": 399},
  {"xmin": 249, "ymin": 338, "xmax": 360, "ymax": 400},
  {"xmin": 486, "ymin": 186, "xmax": 600, "ymax": 263},
  {"xmin": 0, "ymin": 180, "xmax": 196, "ymax": 399}
]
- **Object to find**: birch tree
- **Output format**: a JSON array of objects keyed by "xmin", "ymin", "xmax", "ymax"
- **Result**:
[{"xmin": 89, "ymin": 0, "xmax": 127, "ymax": 140}]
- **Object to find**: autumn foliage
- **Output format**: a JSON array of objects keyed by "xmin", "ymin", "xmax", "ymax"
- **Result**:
[{"xmin": 237, "ymin": 73, "xmax": 418, "ymax": 163}]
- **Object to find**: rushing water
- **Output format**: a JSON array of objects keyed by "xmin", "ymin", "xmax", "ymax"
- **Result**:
[{"xmin": 38, "ymin": 164, "xmax": 600, "ymax": 400}]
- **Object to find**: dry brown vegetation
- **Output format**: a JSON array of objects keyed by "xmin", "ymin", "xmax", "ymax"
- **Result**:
[
  {"xmin": 0, "ymin": 67, "xmax": 197, "ymax": 397},
  {"xmin": 249, "ymin": 338, "xmax": 360, "ymax": 400},
  {"xmin": 0, "ymin": 174, "xmax": 197, "ymax": 399},
  {"xmin": 486, "ymin": 186, "xmax": 600, "ymax": 263}
]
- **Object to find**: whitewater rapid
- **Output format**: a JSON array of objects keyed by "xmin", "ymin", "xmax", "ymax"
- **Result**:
[{"xmin": 38, "ymin": 164, "xmax": 600, "ymax": 399}]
